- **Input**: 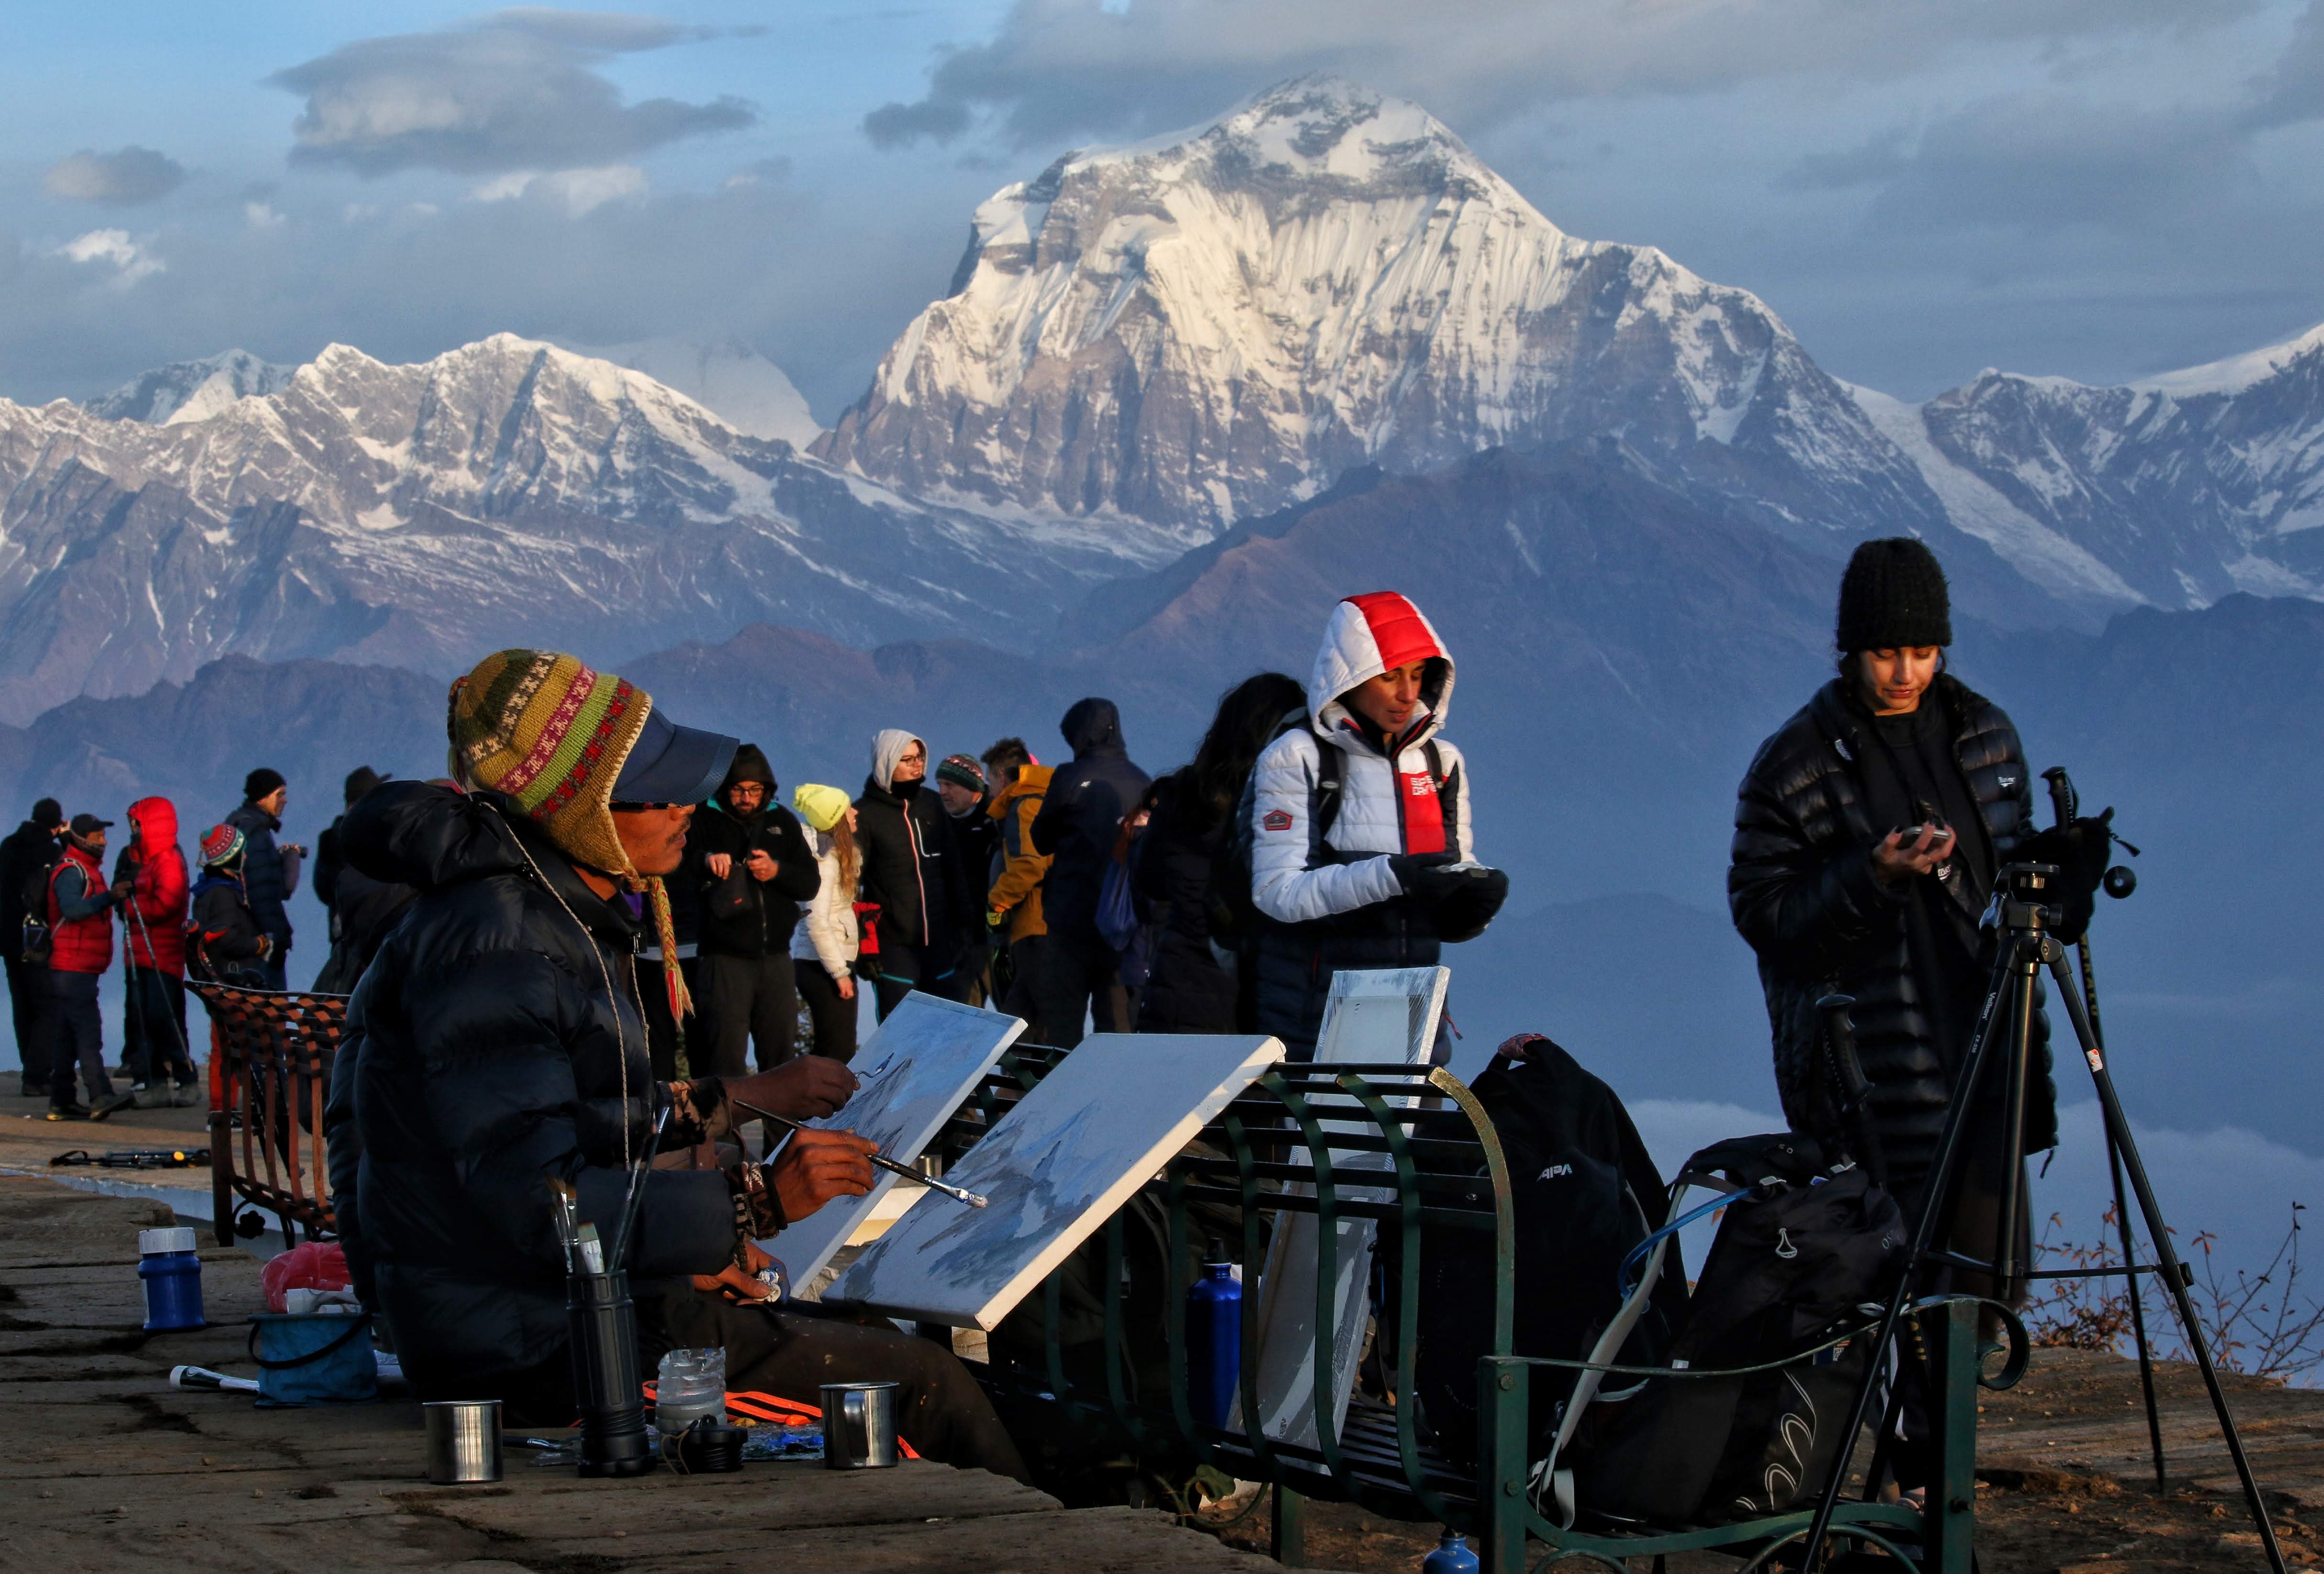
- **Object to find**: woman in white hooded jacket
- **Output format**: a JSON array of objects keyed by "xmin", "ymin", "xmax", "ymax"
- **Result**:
[
  {"xmin": 1244, "ymin": 592, "xmax": 1508, "ymax": 1058},
  {"xmin": 789, "ymin": 783, "xmax": 862, "ymax": 1062}
]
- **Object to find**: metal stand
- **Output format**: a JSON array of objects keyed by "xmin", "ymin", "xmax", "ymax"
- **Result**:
[{"xmin": 1799, "ymin": 861, "xmax": 2287, "ymax": 1574}]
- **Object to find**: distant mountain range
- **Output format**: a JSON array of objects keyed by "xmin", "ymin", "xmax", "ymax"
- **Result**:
[{"xmin": 0, "ymin": 333, "xmax": 1170, "ymax": 725}]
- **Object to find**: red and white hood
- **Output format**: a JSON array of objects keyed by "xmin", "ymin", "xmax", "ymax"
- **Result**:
[{"xmin": 1308, "ymin": 592, "xmax": 1454, "ymax": 745}]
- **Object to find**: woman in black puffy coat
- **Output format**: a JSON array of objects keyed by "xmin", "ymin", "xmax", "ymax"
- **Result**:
[
  {"xmin": 1132, "ymin": 672, "xmax": 1305, "ymax": 1033},
  {"xmin": 1729, "ymin": 539, "xmax": 2052, "ymax": 1296}
]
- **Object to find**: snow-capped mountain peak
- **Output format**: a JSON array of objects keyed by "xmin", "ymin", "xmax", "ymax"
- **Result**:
[
  {"xmin": 84, "ymin": 348, "xmax": 295, "ymax": 425},
  {"xmin": 815, "ymin": 74, "xmax": 1932, "ymax": 543}
]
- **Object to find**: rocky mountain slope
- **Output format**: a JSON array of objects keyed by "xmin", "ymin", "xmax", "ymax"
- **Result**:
[
  {"xmin": 815, "ymin": 77, "xmax": 1960, "ymax": 566},
  {"xmin": 1857, "ymin": 324, "xmax": 2324, "ymax": 609},
  {"xmin": 0, "ymin": 333, "xmax": 1165, "ymax": 725}
]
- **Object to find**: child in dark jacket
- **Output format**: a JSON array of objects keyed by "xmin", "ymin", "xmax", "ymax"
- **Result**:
[{"xmin": 188, "ymin": 825, "xmax": 273, "ymax": 988}]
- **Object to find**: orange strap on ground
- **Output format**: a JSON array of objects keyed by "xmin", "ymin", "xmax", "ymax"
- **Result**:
[{"xmin": 639, "ymin": 1380, "xmax": 921, "ymax": 1459}]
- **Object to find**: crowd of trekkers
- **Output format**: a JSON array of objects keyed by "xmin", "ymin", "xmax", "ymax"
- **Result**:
[{"xmin": 0, "ymin": 553, "xmax": 2072, "ymax": 1484}]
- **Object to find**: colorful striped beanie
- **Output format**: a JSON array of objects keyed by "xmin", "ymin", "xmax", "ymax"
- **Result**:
[{"xmin": 447, "ymin": 649, "xmax": 652, "ymax": 877}]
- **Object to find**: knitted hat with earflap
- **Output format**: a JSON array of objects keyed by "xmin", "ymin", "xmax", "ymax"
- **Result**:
[
  {"xmin": 199, "ymin": 824, "xmax": 245, "ymax": 869},
  {"xmin": 446, "ymin": 649, "xmax": 734, "ymax": 1048},
  {"xmin": 1835, "ymin": 538, "xmax": 1952, "ymax": 653},
  {"xmin": 793, "ymin": 783, "xmax": 851, "ymax": 833}
]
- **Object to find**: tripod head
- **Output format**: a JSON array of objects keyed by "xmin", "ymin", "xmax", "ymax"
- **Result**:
[{"xmin": 1982, "ymin": 861, "xmax": 2064, "ymax": 938}]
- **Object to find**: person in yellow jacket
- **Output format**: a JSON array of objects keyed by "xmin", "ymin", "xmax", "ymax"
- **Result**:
[{"xmin": 979, "ymin": 740, "xmax": 1057, "ymax": 1040}]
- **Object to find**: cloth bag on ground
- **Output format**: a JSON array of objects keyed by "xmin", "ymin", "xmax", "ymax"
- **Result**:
[{"xmin": 1553, "ymin": 1134, "xmax": 1907, "ymax": 1527}]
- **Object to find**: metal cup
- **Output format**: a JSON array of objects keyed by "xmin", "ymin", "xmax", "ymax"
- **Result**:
[
  {"xmin": 819, "ymin": 1381, "xmax": 900, "ymax": 1469},
  {"xmin": 424, "ymin": 1399, "xmax": 504, "ymax": 1484}
]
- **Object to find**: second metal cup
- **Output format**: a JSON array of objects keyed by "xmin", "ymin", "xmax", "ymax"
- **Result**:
[{"xmin": 819, "ymin": 1380, "xmax": 900, "ymax": 1469}]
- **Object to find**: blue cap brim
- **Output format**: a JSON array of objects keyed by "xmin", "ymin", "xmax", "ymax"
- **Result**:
[{"xmin": 613, "ymin": 709, "xmax": 738, "ymax": 806}]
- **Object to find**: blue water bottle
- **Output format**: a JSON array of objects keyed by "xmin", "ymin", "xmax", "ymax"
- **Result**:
[
  {"xmin": 1421, "ymin": 1529, "xmax": 1479, "ymax": 1574},
  {"xmin": 138, "ymin": 1227, "xmax": 205, "ymax": 1332},
  {"xmin": 1185, "ymin": 1237, "xmax": 1241, "ymax": 1428}
]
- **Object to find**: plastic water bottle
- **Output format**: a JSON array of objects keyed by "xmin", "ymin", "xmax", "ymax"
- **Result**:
[
  {"xmin": 137, "ymin": 1227, "xmax": 204, "ymax": 1332},
  {"xmin": 1185, "ymin": 1238, "xmax": 1241, "ymax": 1428},
  {"xmin": 654, "ymin": 1346, "xmax": 725, "ymax": 1434},
  {"xmin": 1420, "ymin": 1530, "xmax": 1479, "ymax": 1574}
]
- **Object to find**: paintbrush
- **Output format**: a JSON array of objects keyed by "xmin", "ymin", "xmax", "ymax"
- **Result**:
[
  {"xmin": 610, "ymin": 1105, "xmax": 672, "ymax": 1272},
  {"xmin": 732, "ymin": 1098, "xmax": 988, "ymax": 1208}
]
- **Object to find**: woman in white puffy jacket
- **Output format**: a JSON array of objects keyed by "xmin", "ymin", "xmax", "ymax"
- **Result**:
[
  {"xmin": 1245, "ymin": 592, "xmax": 1508, "ymax": 1058},
  {"xmin": 789, "ymin": 783, "xmax": 862, "ymax": 1062}
]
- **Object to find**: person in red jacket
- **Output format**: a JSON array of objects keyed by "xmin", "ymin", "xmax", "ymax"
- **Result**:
[
  {"xmin": 115, "ymin": 797, "xmax": 196, "ymax": 1107},
  {"xmin": 43, "ymin": 813, "xmax": 131, "ymax": 1121}
]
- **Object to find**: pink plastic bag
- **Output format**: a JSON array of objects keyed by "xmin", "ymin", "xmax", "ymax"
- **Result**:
[{"xmin": 261, "ymin": 1241, "xmax": 351, "ymax": 1312}]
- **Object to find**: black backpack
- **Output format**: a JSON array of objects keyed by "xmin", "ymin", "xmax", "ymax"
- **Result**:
[
  {"xmin": 19, "ymin": 852, "xmax": 63, "ymax": 966},
  {"xmin": 1413, "ymin": 1038, "xmax": 1686, "ymax": 1469},
  {"xmin": 1551, "ymin": 1134, "xmax": 1908, "ymax": 1527}
]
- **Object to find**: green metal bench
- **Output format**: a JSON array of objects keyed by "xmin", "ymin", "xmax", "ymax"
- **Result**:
[{"xmin": 952, "ymin": 1056, "xmax": 2008, "ymax": 1571}]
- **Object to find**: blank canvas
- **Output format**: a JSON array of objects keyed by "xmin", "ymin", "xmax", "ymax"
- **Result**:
[
  {"xmin": 829, "ymin": 1033, "xmax": 1287, "ymax": 1330},
  {"xmin": 1250, "ymin": 966, "xmax": 1448, "ymax": 1449},
  {"xmin": 766, "ymin": 992, "xmax": 1025, "ymax": 1293}
]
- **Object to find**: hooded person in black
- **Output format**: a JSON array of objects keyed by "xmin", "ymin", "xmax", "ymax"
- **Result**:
[
  {"xmin": 1030, "ymin": 698, "xmax": 1150, "ymax": 1046},
  {"xmin": 1, "ymin": 797, "xmax": 64, "ymax": 1095},
  {"xmin": 1730, "ymin": 538, "xmax": 2049, "ymax": 1308},
  {"xmin": 853, "ymin": 730, "xmax": 976, "ymax": 1018},
  {"xmin": 690, "ymin": 743, "xmax": 820, "ymax": 1076}
]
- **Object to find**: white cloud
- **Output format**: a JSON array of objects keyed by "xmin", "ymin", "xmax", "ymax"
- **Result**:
[
  {"xmin": 244, "ymin": 201, "xmax": 286, "ymax": 230},
  {"xmin": 55, "ymin": 229, "xmax": 164, "ymax": 287},
  {"xmin": 267, "ymin": 13, "xmax": 755, "ymax": 176},
  {"xmin": 470, "ymin": 164, "xmax": 647, "ymax": 215}
]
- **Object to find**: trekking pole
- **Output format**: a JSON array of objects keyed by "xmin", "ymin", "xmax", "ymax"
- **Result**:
[
  {"xmin": 125, "ymin": 888, "xmax": 197, "ymax": 1079},
  {"xmin": 2043, "ymin": 767, "xmax": 2166, "ymax": 1493}
]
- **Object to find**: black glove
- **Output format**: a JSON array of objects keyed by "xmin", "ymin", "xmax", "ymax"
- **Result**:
[
  {"xmin": 1434, "ymin": 864, "xmax": 1510, "ymax": 942},
  {"xmin": 2014, "ymin": 808, "xmax": 2112, "ymax": 944},
  {"xmin": 1386, "ymin": 852, "xmax": 1458, "ymax": 894}
]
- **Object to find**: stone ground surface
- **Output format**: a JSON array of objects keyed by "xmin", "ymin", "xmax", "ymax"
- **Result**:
[
  {"xmin": 8, "ymin": 1091, "xmax": 2323, "ymax": 1574},
  {"xmin": 0, "ymin": 1173, "xmax": 1293, "ymax": 1574}
]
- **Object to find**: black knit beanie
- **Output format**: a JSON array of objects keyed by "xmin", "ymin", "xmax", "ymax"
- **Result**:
[
  {"xmin": 1836, "ymin": 538, "xmax": 1951, "ymax": 652},
  {"xmin": 244, "ymin": 767, "xmax": 287, "ymax": 802}
]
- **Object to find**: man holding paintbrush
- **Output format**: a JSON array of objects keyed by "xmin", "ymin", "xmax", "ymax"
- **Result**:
[{"xmin": 338, "ymin": 649, "xmax": 1026, "ymax": 1479}]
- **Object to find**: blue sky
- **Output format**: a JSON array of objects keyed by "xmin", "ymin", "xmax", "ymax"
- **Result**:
[{"xmin": 6, "ymin": 1, "xmax": 2324, "ymax": 417}]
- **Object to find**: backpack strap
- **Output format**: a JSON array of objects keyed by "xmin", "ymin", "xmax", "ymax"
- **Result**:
[{"xmin": 1310, "ymin": 735, "xmax": 1346, "ymax": 842}]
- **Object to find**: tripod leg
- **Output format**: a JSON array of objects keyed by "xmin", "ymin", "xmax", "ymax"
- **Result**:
[
  {"xmin": 2045, "ymin": 952, "xmax": 2287, "ymax": 1574},
  {"xmin": 1993, "ymin": 972, "xmax": 2038, "ymax": 1303},
  {"xmin": 2080, "ymin": 938, "xmax": 2168, "ymax": 1494},
  {"xmin": 1799, "ymin": 935, "xmax": 2028, "ymax": 1573}
]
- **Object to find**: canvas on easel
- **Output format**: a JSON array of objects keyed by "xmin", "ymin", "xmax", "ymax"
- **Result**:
[
  {"xmin": 765, "ymin": 992, "xmax": 1025, "ymax": 1293},
  {"xmin": 828, "ymin": 1033, "xmax": 1286, "ymax": 1330},
  {"xmin": 1250, "ymin": 966, "xmax": 1449, "ymax": 1449}
]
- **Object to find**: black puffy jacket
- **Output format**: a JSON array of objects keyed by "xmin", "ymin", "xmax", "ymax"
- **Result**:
[
  {"xmin": 691, "ymin": 746, "xmax": 819, "ymax": 958},
  {"xmin": 1031, "ymin": 699, "xmax": 1151, "ymax": 938},
  {"xmin": 343, "ymin": 782, "xmax": 738, "ymax": 1405},
  {"xmin": 854, "ymin": 777, "xmax": 973, "ymax": 965},
  {"xmin": 224, "ymin": 801, "xmax": 291, "ymax": 942},
  {"xmin": 1729, "ymin": 675, "xmax": 2054, "ymax": 1192},
  {"xmin": 1131, "ymin": 771, "xmax": 1236, "ymax": 1033}
]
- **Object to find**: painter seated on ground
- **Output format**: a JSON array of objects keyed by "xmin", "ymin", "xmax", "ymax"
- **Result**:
[{"xmin": 329, "ymin": 649, "xmax": 1029, "ymax": 1481}]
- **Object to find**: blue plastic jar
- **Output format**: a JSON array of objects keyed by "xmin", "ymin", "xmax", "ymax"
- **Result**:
[
  {"xmin": 1421, "ymin": 1530, "xmax": 1479, "ymax": 1574},
  {"xmin": 138, "ymin": 1226, "xmax": 205, "ymax": 1332},
  {"xmin": 1185, "ymin": 1240, "xmax": 1241, "ymax": 1429}
]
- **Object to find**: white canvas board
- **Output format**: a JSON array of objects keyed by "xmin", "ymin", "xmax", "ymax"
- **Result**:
[
  {"xmin": 763, "ymin": 992, "xmax": 1025, "ymax": 1294},
  {"xmin": 829, "ymin": 1033, "xmax": 1287, "ymax": 1330},
  {"xmin": 1251, "ymin": 967, "xmax": 1447, "ymax": 1450}
]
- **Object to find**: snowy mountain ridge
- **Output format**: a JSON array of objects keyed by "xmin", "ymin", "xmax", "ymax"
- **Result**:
[
  {"xmin": 815, "ymin": 75, "xmax": 1944, "ymax": 551},
  {"xmin": 85, "ymin": 349, "xmax": 297, "ymax": 425},
  {"xmin": 0, "ymin": 334, "xmax": 1163, "ymax": 725},
  {"xmin": 1854, "ymin": 322, "xmax": 2324, "ymax": 607}
]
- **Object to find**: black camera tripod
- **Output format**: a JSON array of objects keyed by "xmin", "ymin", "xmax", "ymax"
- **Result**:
[{"xmin": 1799, "ymin": 848, "xmax": 2287, "ymax": 1572}]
